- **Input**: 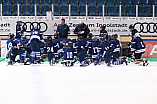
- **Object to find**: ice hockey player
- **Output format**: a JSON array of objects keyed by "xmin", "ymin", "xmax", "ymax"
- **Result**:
[
  {"xmin": 86, "ymin": 33, "xmax": 93, "ymax": 60},
  {"xmin": 88, "ymin": 37, "xmax": 100, "ymax": 63},
  {"xmin": 110, "ymin": 34, "xmax": 122, "ymax": 65},
  {"xmin": 44, "ymin": 36, "xmax": 57, "ymax": 66},
  {"xmin": 62, "ymin": 41, "xmax": 77, "ymax": 67},
  {"xmin": 96, "ymin": 36, "xmax": 112, "ymax": 67},
  {"xmin": 86, "ymin": 33, "xmax": 93, "ymax": 43},
  {"xmin": 40, "ymin": 41, "xmax": 46, "ymax": 63},
  {"xmin": 20, "ymin": 35, "xmax": 28, "ymax": 63},
  {"xmin": 15, "ymin": 20, "xmax": 26, "ymax": 39},
  {"xmin": 6, "ymin": 33, "xmax": 21, "ymax": 65},
  {"xmin": 99, "ymin": 25, "xmax": 108, "ymax": 39},
  {"xmin": 53, "ymin": 33, "xmax": 64, "ymax": 63},
  {"xmin": 131, "ymin": 33, "xmax": 148, "ymax": 66},
  {"xmin": 74, "ymin": 36, "xmax": 88, "ymax": 67},
  {"xmin": 29, "ymin": 27, "xmax": 44, "ymax": 64},
  {"xmin": 129, "ymin": 24, "xmax": 138, "ymax": 39}
]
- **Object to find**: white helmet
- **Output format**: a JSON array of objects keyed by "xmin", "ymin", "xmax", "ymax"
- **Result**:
[{"xmin": 134, "ymin": 33, "xmax": 141, "ymax": 38}]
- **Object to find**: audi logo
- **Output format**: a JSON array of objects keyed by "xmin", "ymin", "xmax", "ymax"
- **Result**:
[
  {"xmin": 134, "ymin": 22, "xmax": 157, "ymax": 33},
  {"xmin": 21, "ymin": 22, "xmax": 48, "ymax": 32}
]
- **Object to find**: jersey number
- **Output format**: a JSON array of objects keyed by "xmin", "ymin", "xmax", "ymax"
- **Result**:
[
  {"xmin": 93, "ymin": 47, "xmax": 98, "ymax": 53},
  {"xmin": 67, "ymin": 52, "xmax": 73, "ymax": 58},
  {"xmin": 140, "ymin": 42, "xmax": 144, "ymax": 47},
  {"xmin": 47, "ymin": 47, "xmax": 53, "ymax": 52},
  {"xmin": 8, "ymin": 42, "xmax": 13, "ymax": 49}
]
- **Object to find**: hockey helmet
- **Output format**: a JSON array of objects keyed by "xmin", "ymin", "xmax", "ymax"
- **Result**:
[
  {"xmin": 54, "ymin": 33, "xmax": 59, "ymax": 39},
  {"xmin": 111, "ymin": 34, "xmax": 118, "ymax": 39},
  {"xmin": 129, "ymin": 24, "xmax": 134, "ymax": 29},
  {"xmin": 77, "ymin": 36, "xmax": 84, "ymax": 42},
  {"xmin": 21, "ymin": 35, "xmax": 26, "ymax": 41},
  {"xmin": 92, "ymin": 37, "xmax": 98, "ymax": 42},
  {"xmin": 47, "ymin": 36, "xmax": 52, "ymax": 41},
  {"xmin": 68, "ymin": 41, "xmax": 73, "ymax": 47},
  {"xmin": 8, "ymin": 33, "xmax": 15, "ymax": 39}
]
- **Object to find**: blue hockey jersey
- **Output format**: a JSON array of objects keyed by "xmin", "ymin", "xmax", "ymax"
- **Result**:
[
  {"xmin": 44, "ymin": 41, "xmax": 57, "ymax": 53},
  {"xmin": 131, "ymin": 29, "xmax": 138, "ymax": 39},
  {"xmin": 15, "ymin": 26, "xmax": 24, "ymax": 39},
  {"xmin": 21, "ymin": 40, "xmax": 28, "ymax": 46},
  {"xmin": 74, "ymin": 41, "xmax": 88, "ymax": 53},
  {"xmin": 88, "ymin": 42, "xmax": 100, "ymax": 58},
  {"xmin": 7, "ymin": 38, "xmax": 19, "ymax": 51},
  {"xmin": 99, "ymin": 30, "xmax": 108, "ymax": 39},
  {"xmin": 53, "ymin": 39, "xmax": 63, "ymax": 53},
  {"xmin": 98, "ymin": 40, "xmax": 112, "ymax": 56},
  {"xmin": 85, "ymin": 38, "xmax": 92, "ymax": 44},
  {"xmin": 30, "ymin": 30, "xmax": 43, "ymax": 42},
  {"xmin": 110, "ymin": 40, "xmax": 120, "ymax": 53},
  {"xmin": 131, "ymin": 37, "xmax": 146, "ymax": 54},
  {"xmin": 63, "ymin": 47, "xmax": 77, "ymax": 60}
]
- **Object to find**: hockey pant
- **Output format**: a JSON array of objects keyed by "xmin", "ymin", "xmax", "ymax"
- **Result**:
[{"xmin": 30, "ymin": 39, "xmax": 41, "ymax": 60}]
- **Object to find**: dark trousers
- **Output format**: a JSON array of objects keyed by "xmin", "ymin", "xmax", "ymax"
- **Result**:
[
  {"xmin": 10, "ymin": 48, "xmax": 22, "ymax": 61},
  {"xmin": 113, "ymin": 52, "xmax": 119, "ymax": 61},
  {"xmin": 47, "ymin": 53, "xmax": 54, "ymax": 62},
  {"xmin": 134, "ymin": 53, "xmax": 142, "ymax": 59},
  {"xmin": 30, "ymin": 39, "xmax": 41, "ymax": 51},
  {"xmin": 105, "ymin": 51, "xmax": 112, "ymax": 63},
  {"xmin": 78, "ymin": 50, "xmax": 87, "ymax": 63}
]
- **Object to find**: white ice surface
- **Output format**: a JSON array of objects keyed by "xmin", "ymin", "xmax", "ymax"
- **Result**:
[{"xmin": 0, "ymin": 62, "xmax": 157, "ymax": 104}]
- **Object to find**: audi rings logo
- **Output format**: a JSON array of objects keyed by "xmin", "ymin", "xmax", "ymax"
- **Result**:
[
  {"xmin": 134, "ymin": 22, "xmax": 157, "ymax": 33},
  {"xmin": 21, "ymin": 22, "xmax": 48, "ymax": 32}
]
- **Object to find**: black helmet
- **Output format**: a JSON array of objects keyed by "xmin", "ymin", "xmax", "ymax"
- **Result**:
[
  {"xmin": 54, "ymin": 33, "xmax": 58, "ymax": 39},
  {"xmin": 68, "ymin": 41, "xmax": 73, "ymax": 47},
  {"xmin": 87, "ymin": 33, "xmax": 93, "ymax": 37},
  {"xmin": 129, "ymin": 24, "xmax": 134, "ymax": 29},
  {"xmin": 8, "ymin": 33, "xmax": 14, "ymax": 39},
  {"xmin": 111, "ymin": 34, "xmax": 118, "ymax": 39},
  {"xmin": 47, "ymin": 36, "xmax": 52, "ymax": 41},
  {"xmin": 100, "ymin": 25, "xmax": 106, "ymax": 30},
  {"xmin": 77, "ymin": 36, "xmax": 84, "ymax": 42},
  {"xmin": 100, "ymin": 36, "xmax": 107, "ymax": 42}
]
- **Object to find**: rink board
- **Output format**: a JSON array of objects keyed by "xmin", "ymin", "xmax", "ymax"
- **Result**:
[
  {"xmin": 142, "ymin": 39, "xmax": 157, "ymax": 60},
  {"xmin": 1, "ymin": 39, "xmax": 157, "ymax": 62}
]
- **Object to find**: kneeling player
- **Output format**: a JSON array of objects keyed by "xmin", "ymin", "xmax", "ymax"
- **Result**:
[
  {"xmin": 96, "ymin": 36, "xmax": 112, "ymax": 67},
  {"xmin": 6, "ymin": 33, "xmax": 21, "ymax": 65},
  {"xmin": 88, "ymin": 37, "xmax": 100, "ymax": 63},
  {"xmin": 62, "ymin": 41, "xmax": 77, "ymax": 67},
  {"xmin": 44, "ymin": 36, "xmax": 57, "ymax": 66},
  {"xmin": 131, "ymin": 33, "xmax": 148, "ymax": 66},
  {"xmin": 110, "ymin": 34, "xmax": 123, "ymax": 65},
  {"xmin": 53, "ymin": 33, "xmax": 64, "ymax": 63},
  {"xmin": 74, "ymin": 36, "xmax": 88, "ymax": 67},
  {"xmin": 20, "ymin": 35, "xmax": 28, "ymax": 63}
]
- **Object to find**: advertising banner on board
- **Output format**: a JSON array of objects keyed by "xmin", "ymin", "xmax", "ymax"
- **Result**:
[{"xmin": 0, "ymin": 16, "xmax": 156, "ymax": 36}]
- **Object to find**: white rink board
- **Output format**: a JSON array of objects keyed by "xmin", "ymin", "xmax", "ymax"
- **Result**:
[
  {"xmin": 0, "ymin": 62, "xmax": 157, "ymax": 104},
  {"xmin": 1, "ymin": 16, "xmax": 157, "ymax": 36}
]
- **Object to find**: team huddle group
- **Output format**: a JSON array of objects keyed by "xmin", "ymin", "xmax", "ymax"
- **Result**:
[{"xmin": 6, "ymin": 19, "xmax": 149, "ymax": 67}]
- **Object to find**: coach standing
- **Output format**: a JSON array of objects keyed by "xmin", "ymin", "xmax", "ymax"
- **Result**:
[
  {"xmin": 56, "ymin": 19, "xmax": 70, "ymax": 39},
  {"xmin": 74, "ymin": 21, "xmax": 90, "ymax": 39}
]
